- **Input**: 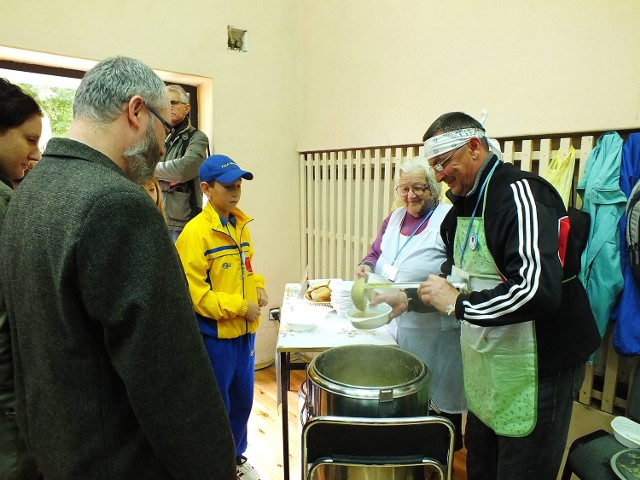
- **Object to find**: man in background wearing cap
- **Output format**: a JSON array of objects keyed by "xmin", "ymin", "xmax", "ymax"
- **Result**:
[
  {"xmin": 375, "ymin": 112, "xmax": 600, "ymax": 479},
  {"xmin": 176, "ymin": 154, "xmax": 268, "ymax": 480},
  {"xmin": 155, "ymin": 84, "xmax": 209, "ymax": 241}
]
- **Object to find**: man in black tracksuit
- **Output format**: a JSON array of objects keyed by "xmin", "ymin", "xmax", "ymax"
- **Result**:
[{"xmin": 376, "ymin": 112, "xmax": 600, "ymax": 480}]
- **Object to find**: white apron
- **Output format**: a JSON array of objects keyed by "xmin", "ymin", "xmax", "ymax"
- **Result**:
[{"xmin": 376, "ymin": 203, "xmax": 466, "ymax": 413}]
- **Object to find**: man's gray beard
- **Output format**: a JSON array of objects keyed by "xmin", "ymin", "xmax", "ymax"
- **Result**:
[{"xmin": 123, "ymin": 122, "xmax": 163, "ymax": 185}]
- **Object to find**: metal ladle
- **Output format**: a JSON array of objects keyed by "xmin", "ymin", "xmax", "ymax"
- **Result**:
[{"xmin": 350, "ymin": 277, "xmax": 421, "ymax": 312}]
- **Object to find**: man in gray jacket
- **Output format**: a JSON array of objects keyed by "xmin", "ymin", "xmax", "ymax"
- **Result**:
[
  {"xmin": 0, "ymin": 57, "xmax": 236, "ymax": 480},
  {"xmin": 155, "ymin": 84, "xmax": 209, "ymax": 241}
]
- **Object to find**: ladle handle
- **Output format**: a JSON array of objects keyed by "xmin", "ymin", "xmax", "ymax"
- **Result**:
[{"xmin": 365, "ymin": 282, "xmax": 421, "ymax": 289}]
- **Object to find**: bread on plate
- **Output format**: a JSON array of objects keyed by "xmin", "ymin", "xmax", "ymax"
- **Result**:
[{"xmin": 305, "ymin": 281, "xmax": 331, "ymax": 302}]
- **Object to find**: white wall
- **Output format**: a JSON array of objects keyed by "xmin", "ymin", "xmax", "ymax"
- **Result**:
[
  {"xmin": 0, "ymin": 0, "xmax": 302, "ymax": 342},
  {"xmin": 2, "ymin": 0, "xmax": 640, "ymax": 327},
  {"xmin": 298, "ymin": 0, "xmax": 640, "ymax": 150}
]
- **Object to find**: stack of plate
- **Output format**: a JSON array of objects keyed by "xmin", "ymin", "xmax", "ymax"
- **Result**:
[{"xmin": 329, "ymin": 280, "xmax": 355, "ymax": 316}]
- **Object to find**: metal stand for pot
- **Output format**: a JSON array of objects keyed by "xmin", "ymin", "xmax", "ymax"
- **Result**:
[
  {"xmin": 301, "ymin": 415, "xmax": 455, "ymax": 480},
  {"xmin": 277, "ymin": 283, "xmax": 398, "ymax": 480}
]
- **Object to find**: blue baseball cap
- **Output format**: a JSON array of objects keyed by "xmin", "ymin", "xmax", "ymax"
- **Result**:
[{"xmin": 199, "ymin": 154, "xmax": 254, "ymax": 184}]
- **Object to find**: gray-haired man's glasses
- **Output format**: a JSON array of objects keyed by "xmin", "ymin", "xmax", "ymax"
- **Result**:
[
  {"xmin": 144, "ymin": 102, "xmax": 173, "ymax": 136},
  {"xmin": 429, "ymin": 143, "xmax": 465, "ymax": 172}
]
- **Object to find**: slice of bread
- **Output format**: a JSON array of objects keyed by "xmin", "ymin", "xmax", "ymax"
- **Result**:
[{"xmin": 305, "ymin": 281, "xmax": 331, "ymax": 302}]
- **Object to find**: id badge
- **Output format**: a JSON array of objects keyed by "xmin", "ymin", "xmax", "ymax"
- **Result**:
[
  {"xmin": 448, "ymin": 265, "xmax": 470, "ymax": 291},
  {"xmin": 451, "ymin": 265, "xmax": 469, "ymax": 282},
  {"xmin": 382, "ymin": 263, "xmax": 399, "ymax": 282}
]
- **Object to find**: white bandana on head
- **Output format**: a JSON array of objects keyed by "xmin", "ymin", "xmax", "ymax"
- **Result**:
[
  {"xmin": 424, "ymin": 109, "xmax": 503, "ymax": 162},
  {"xmin": 424, "ymin": 128, "xmax": 486, "ymax": 161}
]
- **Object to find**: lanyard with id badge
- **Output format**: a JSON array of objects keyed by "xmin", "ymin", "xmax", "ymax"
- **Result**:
[{"xmin": 381, "ymin": 206, "xmax": 435, "ymax": 282}]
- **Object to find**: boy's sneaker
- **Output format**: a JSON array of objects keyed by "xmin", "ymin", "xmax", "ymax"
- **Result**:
[{"xmin": 236, "ymin": 456, "xmax": 260, "ymax": 480}]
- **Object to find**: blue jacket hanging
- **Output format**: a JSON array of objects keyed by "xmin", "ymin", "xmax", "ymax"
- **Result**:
[
  {"xmin": 610, "ymin": 132, "xmax": 640, "ymax": 355},
  {"xmin": 577, "ymin": 132, "xmax": 626, "ymax": 338}
]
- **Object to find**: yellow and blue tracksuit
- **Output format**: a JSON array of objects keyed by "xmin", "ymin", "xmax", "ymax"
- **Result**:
[{"xmin": 176, "ymin": 202, "xmax": 264, "ymax": 457}]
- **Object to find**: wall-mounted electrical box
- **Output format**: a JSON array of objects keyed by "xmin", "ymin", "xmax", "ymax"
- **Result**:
[{"xmin": 227, "ymin": 26, "xmax": 248, "ymax": 52}]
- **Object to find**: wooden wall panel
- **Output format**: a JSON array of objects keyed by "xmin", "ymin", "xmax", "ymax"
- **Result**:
[{"xmin": 299, "ymin": 130, "xmax": 637, "ymax": 414}]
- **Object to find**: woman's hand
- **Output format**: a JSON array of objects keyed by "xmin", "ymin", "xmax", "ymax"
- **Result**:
[
  {"xmin": 354, "ymin": 264, "xmax": 372, "ymax": 279},
  {"xmin": 370, "ymin": 290, "xmax": 408, "ymax": 319}
]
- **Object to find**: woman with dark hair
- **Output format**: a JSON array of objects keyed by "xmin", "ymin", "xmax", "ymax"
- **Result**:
[
  {"xmin": 0, "ymin": 78, "xmax": 42, "ymax": 183},
  {"xmin": 0, "ymin": 77, "xmax": 42, "ymax": 480}
]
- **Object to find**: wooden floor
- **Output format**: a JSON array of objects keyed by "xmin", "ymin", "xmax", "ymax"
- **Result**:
[{"xmin": 245, "ymin": 364, "xmax": 467, "ymax": 480}]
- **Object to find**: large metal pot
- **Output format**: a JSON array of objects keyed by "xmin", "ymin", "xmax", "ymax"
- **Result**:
[
  {"xmin": 302, "ymin": 345, "xmax": 431, "ymax": 479},
  {"xmin": 306, "ymin": 344, "xmax": 430, "ymax": 419}
]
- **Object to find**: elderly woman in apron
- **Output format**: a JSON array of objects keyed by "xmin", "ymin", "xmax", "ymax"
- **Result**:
[{"xmin": 356, "ymin": 156, "xmax": 466, "ymax": 449}]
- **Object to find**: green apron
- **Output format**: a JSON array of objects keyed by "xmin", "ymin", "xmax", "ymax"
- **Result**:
[{"xmin": 454, "ymin": 168, "xmax": 538, "ymax": 437}]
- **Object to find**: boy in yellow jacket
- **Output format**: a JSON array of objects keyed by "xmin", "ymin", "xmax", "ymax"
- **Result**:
[{"xmin": 176, "ymin": 154, "xmax": 268, "ymax": 480}]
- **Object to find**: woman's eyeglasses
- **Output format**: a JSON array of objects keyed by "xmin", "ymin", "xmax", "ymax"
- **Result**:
[{"xmin": 396, "ymin": 184, "xmax": 429, "ymax": 196}]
